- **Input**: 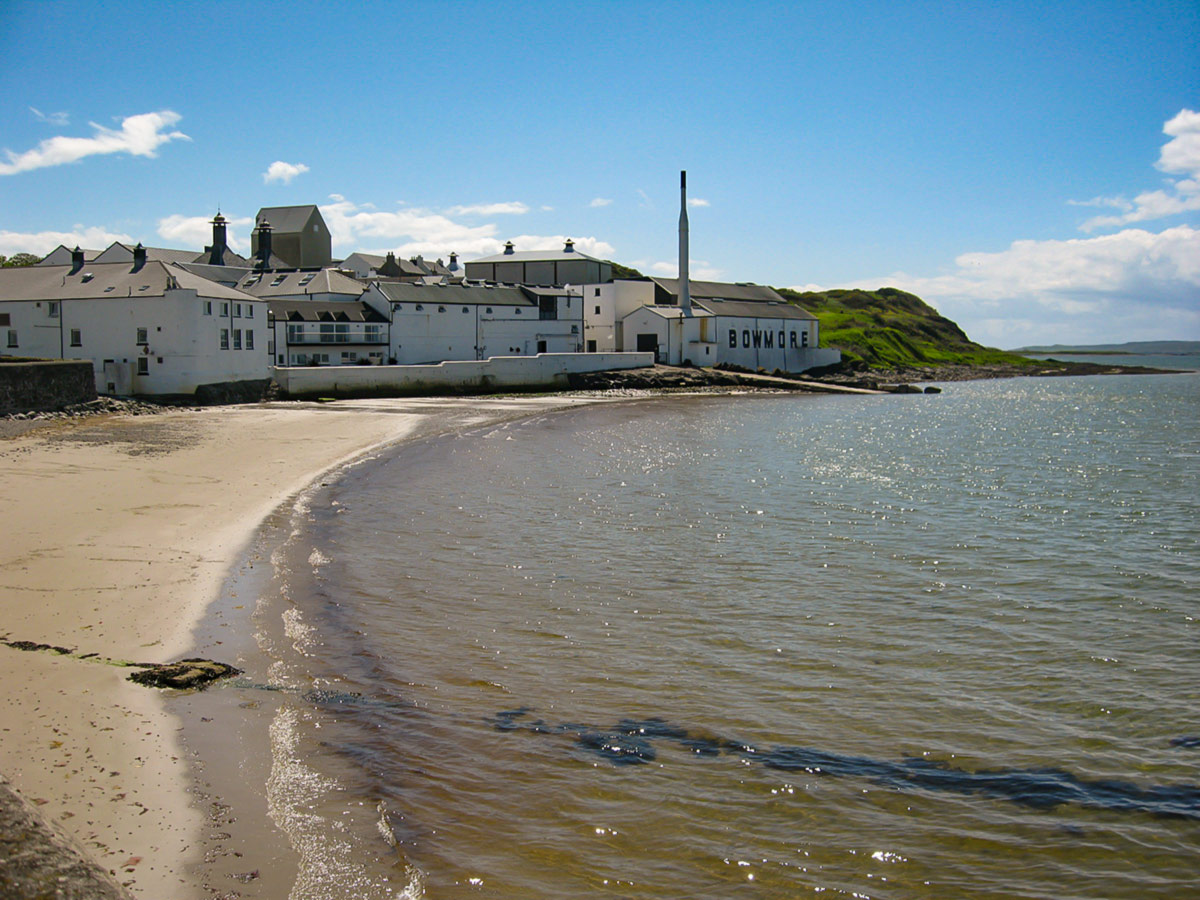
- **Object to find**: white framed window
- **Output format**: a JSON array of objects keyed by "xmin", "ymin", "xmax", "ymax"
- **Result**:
[
  {"xmin": 220, "ymin": 302, "xmax": 229, "ymax": 316},
  {"xmin": 47, "ymin": 301, "xmax": 59, "ymax": 318},
  {"xmin": 220, "ymin": 328, "xmax": 229, "ymax": 350},
  {"xmin": 233, "ymin": 329, "xmax": 242, "ymax": 350},
  {"xmin": 70, "ymin": 329, "xmax": 82, "ymax": 347},
  {"xmin": 203, "ymin": 300, "xmax": 212, "ymax": 315},
  {"xmin": 246, "ymin": 330, "xmax": 254, "ymax": 350},
  {"xmin": 136, "ymin": 327, "xmax": 148, "ymax": 345},
  {"xmin": 234, "ymin": 303, "xmax": 242, "ymax": 318},
  {"xmin": 137, "ymin": 357, "xmax": 149, "ymax": 375},
  {"xmin": 245, "ymin": 304, "xmax": 254, "ymax": 318},
  {"xmin": 6, "ymin": 330, "xmax": 17, "ymax": 348}
]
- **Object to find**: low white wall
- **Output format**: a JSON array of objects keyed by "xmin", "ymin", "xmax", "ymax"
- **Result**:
[{"xmin": 274, "ymin": 351, "xmax": 655, "ymax": 396}]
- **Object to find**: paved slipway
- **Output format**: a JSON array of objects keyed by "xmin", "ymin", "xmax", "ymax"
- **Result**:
[{"xmin": 0, "ymin": 773, "xmax": 133, "ymax": 900}]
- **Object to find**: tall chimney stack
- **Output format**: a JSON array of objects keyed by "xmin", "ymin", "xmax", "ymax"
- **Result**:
[
  {"xmin": 679, "ymin": 170, "xmax": 691, "ymax": 312},
  {"xmin": 208, "ymin": 212, "xmax": 227, "ymax": 266}
]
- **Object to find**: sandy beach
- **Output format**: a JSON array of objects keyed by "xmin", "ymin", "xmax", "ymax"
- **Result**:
[{"xmin": 0, "ymin": 395, "xmax": 614, "ymax": 898}]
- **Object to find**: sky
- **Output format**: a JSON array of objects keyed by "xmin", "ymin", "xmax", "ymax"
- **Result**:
[{"xmin": 0, "ymin": 0, "xmax": 1196, "ymax": 348}]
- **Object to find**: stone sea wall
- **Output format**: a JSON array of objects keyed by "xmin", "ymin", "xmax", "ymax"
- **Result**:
[{"xmin": 0, "ymin": 358, "xmax": 97, "ymax": 414}]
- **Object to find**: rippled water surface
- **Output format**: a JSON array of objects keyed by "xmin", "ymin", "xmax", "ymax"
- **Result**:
[{"xmin": 256, "ymin": 374, "xmax": 1200, "ymax": 898}]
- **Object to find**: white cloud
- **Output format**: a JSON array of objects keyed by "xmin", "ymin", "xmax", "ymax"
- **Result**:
[
  {"xmin": 812, "ymin": 226, "xmax": 1200, "ymax": 347},
  {"xmin": 1079, "ymin": 108, "xmax": 1200, "ymax": 231},
  {"xmin": 318, "ymin": 195, "xmax": 614, "ymax": 259},
  {"xmin": 0, "ymin": 225, "xmax": 133, "ymax": 256},
  {"xmin": 590, "ymin": 197, "xmax": 613, "ymax": 208},
  {"xmin": 263, "ymin": 160, "xmax": 310, "ymax": 185},
  {"xmin": 0, "ymin": 110, "xmax": 189, "ymax": 176},
  {"xmin": 444, "ymin": 202, "xmax": 529, "ymax": 216},
  {"xmin": 29, "ymin": 107, "xmax": 69, "ymax": 127},
  {"xmin": 157, "ymin": 213, "xmax": 255, "ymax": 254},
  {"xmin": 650, "ymin": 259, "xmax": 724, "ymax": 280},
  {"xmin": 688, "ymin": 197, "xmax": 710, "ymax": 208}
]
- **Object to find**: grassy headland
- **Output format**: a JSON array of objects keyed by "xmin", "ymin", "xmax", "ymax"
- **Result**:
[{"xmin": 775, "ymin": 286, "xmax": 1038, "ymax": 370}]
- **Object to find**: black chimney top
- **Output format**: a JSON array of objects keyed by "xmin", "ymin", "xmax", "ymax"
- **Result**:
[
  {"xmin": 132, "ymin": 243, "xmax": 147, "ymax": 272},
  {"xmin": 503, "ymin": 241, "xmax": 515, "ymax": 255},
  {"xmin": 70, "ymin": 246, "xmax": 84, "ymax": 274},
  {"xmin": 208, "ymin": 213, "xmax": 227, "ymax": 266},
  {"xmin": 255, "ymin": 219, "xmax": 273, "ymax": 270}
]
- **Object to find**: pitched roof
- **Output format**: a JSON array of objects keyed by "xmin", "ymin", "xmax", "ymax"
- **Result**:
[
  {"xmin": 267, "ymin": 299, "xmax": 387, "ymax": 323},
  {"xmin": 255, "ymin": 205, "xmax": 320, "ymax": 233},
  {"xmin": 649, "ymin": 278, "xmax": 816, "ymax": 319},
  {"xmin": 467, "ymin": 244, "xmax": 604, "ymax": 265},
  {"xmin": 0, "ymin": 260, "xmax": 258, "ymax": 303},
  {"xmin": 373, "ymin": 281, "xmax": 536, "ymax": 307},
  {"xmin": 235, "ymin": 268, "xmax": 366, "ymax": 298}
]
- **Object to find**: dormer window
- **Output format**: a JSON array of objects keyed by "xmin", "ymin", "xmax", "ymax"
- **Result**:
[
  {"xmin": 438, "ymin": 306, "xmax": 446, "ymax": 313},
  {"xmin": 462, "ymin": 306, "xmax": 469, "ymax": 313}
]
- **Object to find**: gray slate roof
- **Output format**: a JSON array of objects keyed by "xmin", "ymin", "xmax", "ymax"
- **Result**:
[
  {"xmin": 256, "ymin": 205, "xmax": 320, "ymax": 233},
  {"xmin": 650, "ymin": 278, "xmax": 816, "ymax": 319},
  {"xmin": 236, "ymin": 268, "xmax": 367, "ymax": 298},
  {"xmin": 268, "ymin": 299, "xmax": 387, "ymax": 323},
  {"xmin": 374, "ymin": 281, "xmax": 536, "ymax": 308},
  {"xmin": 468, "ymin": 245, "xmax": 603, "ymax": 264},
  {"xmin": 0, "ymin": 261, "xmax": 258, "ymax": 303}
]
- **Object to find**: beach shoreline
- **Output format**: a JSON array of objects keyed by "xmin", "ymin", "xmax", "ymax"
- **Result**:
[{"xmin": 0, "ymin": 395, "xmax": 621, "ymax": 898}]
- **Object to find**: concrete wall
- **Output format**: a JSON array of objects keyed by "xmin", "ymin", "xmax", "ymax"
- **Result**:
[
  {"xmin": 274, "ymin": 351, "xmax": 654, "ymax": 398},
  {"xmin": 0, "ymin": 359, "xmax": 97, "ymax": 413}
]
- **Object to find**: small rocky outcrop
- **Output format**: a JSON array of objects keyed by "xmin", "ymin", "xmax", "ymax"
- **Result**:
[{"xmin": 127, "ymin": 659, "xmax": 241, "ymax": 690}]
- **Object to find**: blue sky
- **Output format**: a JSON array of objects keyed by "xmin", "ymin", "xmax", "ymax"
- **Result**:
[{"xmin": 1, "ymin": 0, "xmax": 1196, "ymax": 347}]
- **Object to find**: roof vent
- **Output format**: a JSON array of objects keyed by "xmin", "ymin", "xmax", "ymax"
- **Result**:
[
  {"xmin": 564, "ymin": 239, "xmax": 575, "ymax": 253},
  {"xmin": 503, "ymin": 241, "xmax": 515, "ymax": 255}
]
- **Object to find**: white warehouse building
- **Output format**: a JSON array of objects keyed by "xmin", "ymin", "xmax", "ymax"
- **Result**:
[{"xmin": 0, "ymin": 249, "xmax": 269, "ymax": 396}]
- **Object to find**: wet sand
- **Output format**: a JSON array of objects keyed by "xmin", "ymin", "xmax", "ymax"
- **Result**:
[{"xmin": 0, "ymin": 395, "xmax": 615, "ymax": 898}]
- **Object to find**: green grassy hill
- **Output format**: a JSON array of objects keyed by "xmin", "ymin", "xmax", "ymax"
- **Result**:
[{"xmin": 775, "ymin": 286, "xmax": 1038, "ymax": 370}]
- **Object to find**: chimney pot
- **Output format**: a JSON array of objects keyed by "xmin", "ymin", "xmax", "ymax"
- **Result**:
[{"xmin": 564, "ymin": 239, "xmax": 575, "ymax": 253}]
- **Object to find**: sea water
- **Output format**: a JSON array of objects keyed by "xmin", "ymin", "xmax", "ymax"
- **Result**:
[{"xmin": 252, "ymin": 373, "xmax": 1199, "ymax": 898}]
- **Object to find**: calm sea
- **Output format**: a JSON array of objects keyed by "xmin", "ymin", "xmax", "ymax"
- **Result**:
[{"xmin": 249, "ymin": 372, "xmax": 1199, "ymax": 899}]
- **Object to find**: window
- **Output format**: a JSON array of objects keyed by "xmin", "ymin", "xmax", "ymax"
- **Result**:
[
  {"xmin": 220, "ymin": 302, "xmax": 229, "ymax": 316},
  {"xmin": 203, "ymin": 300, "xmax": 212, "ymax": 315},
  {"xmin": 587, "ymin": 340, "xmax": 597, "ymax": 352},
  {"xmin": 268, "ymin": 340, "xmax": 275, "ymax": 355},
  {"xmin": 438, "ymin": 306, "xmax": 446, "ymax": 313},
  {"xmin": 462, "ymin": 306, "xmax": 469, "ymax": 313},
  {"xmin": 0, "ymin": 314, "xmax": 9, "ymax": 326},
  {"xmin": 220, "ymin": 328, "xmax": 229, "ymax": 350},
  {"xmin": 594, "ymin": 288, "xmax": 600, "ymax": 296},
  {"xmin": 246, "ymin": 330, "xmax": 254, "ymax": 350},
  {"xmin": 298, "ymin": 273, "xmax": 316, "ymax": 286},
  {"xmin": 136, "ymin": 327, "xmax": 148, "ymax": 345},
  {"xmin": 486, "ymin": 307, "xmax": 493, "ymax": 314},
  {"xmin": 6, "ymin": 331, "xmax": 17, "ymax": 348},
  {"xmin": 515, "ymin": 307, "xmax": 522, "ymax": 315},
  {"xmin": 245, "ymin": 304, "xmax": 253, "ymax": 318},
  {"xmin": 595, "ymin": 305, "xmax": 601, "ymax": 315},
  {"xmin": 70, "ymin": 329, "xmax": 82, "ymax": 347},
  {"xmin": 415, "ymin": 304, "xmax": 424, "ymax": 311},
  {"xmin": 539, "ymin": 297, "xmax": 556, "ymax": 320},
  {"xmin": 47, "ymin": 301, "xmax": 59, "ymax": 318},
  {"xmin": 234, "ymin": 303, "xmax": 242, "ymax": 318},
  {"xmin": 270, "ymin": 275, "xmax": 287, "ymax": 286},
  {"xmin": 233, "ymin": 329, "xmax": 242, "ymax": 350},
  {"xmin": 137, "ymin": 357, "xmax": 148, "ymax": 375}
]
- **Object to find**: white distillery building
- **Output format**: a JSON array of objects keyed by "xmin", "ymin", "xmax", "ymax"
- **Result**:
[
  {"xmin": 0, "ymin": 250, "xmax": 269, "ymax": 396},
  {"xmin": 584, "ymin": 277, "xmax": 838, "ymax": 371},
  {"xmin": 268, "ymin": 299, "xmax": 390, "ymax": 367},
  {"xmin": 364, "ymin": 282, "xmax": 583, "ymax": 364}
]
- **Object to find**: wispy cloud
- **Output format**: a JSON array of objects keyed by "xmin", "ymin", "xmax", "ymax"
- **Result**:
[
  {"xmin": 1078, "ymin": 109, "xmax": 1200, "ymax": 231},
  {"xmin": 637, "ymin": 188, "xmax": 654, "ymax": 210},
  {"xmin": 263, "ymin": 160, "xmax": 310, "ymax": 184},
  {"xmin": 29, "ymin": 107, "xmax": 69, "ymax": 127},
  {"xmin": 318, "ymin": 195, "xmax": 613, "ymax": 259},
  {"xmin": 590, "ymin": 197, "xmax": 613, "ymax": 208},
  {"xmin": 444, "ymin": 202, "xmax": 529, "ymax": 216},
  {"xmin": 811, "ymin": 226, "xmax": 1200, "ymax": 347},
  {"xmin": 0, "ymin": 110, "xmax": 189, "ymax": 176},
  {"xmin": 650, "ymin": 259, "xmax": 724, "ymax": 280},
  {"xmin": 158, "ymin": 213, "xmax": 255, "ymax": 253},
  {"xmin": 0, "ymin": 225, "xmax": 133, "ymax": 256},
  {"xmin": 688, "ymin": 197, "xmax": 710, "ymax": 208}
]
